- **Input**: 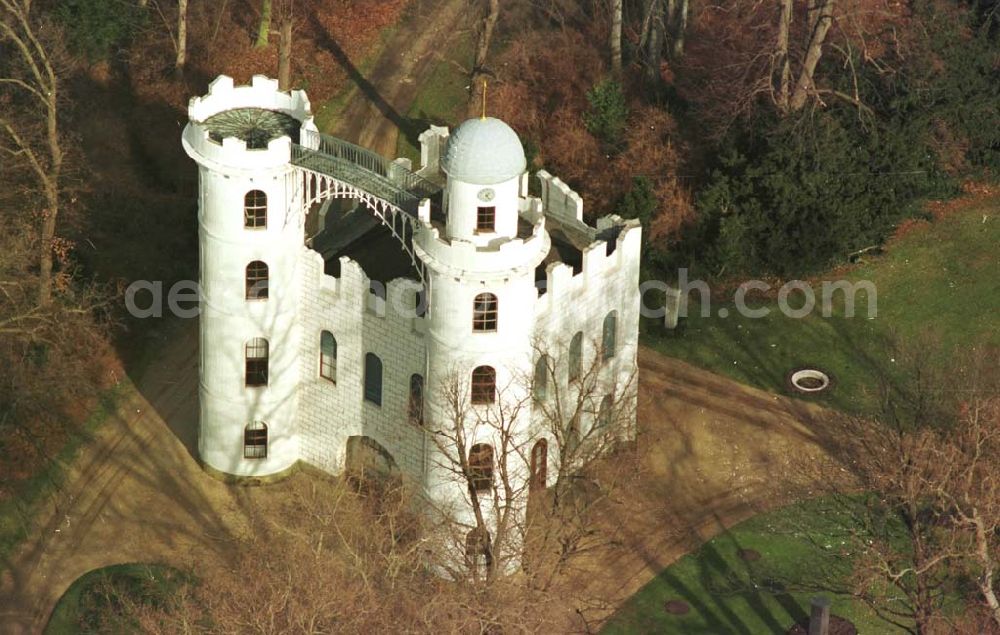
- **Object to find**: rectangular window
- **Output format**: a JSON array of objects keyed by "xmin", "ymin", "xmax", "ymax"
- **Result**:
[
  {"xmin": 245, "ymin": 338, "xmax": 269, "ymax": 387},
  {"xmin": 476, "ymin": 206, "xmax": 495, "ymax": 233},
  {"xmin": 244, "ymin": 423, "xmax": 268, "ymax": 459},
  {"xmin": 364, "ymin": 353, "xmax": 383, "ymax": 406}
]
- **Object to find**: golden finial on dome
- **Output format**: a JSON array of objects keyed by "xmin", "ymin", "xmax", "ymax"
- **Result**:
[{"xmin": 481, "ymin": 79, "xmax": 488, "ymax": 120}]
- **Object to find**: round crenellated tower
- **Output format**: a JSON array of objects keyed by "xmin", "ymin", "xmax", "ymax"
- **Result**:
[
  {"xmin": 182, "ymin": 75, "xmax": 317, "ymax": 477},
  {"xmin": 415, "ymin": 117, "xmax": 550, "ymax": 555}
]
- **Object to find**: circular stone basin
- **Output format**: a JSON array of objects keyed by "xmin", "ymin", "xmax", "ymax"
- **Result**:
[
  {"xmin": 737, "ymin": 548, "xmax": 761, "ymax": 562},
  {"xmin": 787, "ymin": 368, "xmax": 832, "ymax": 394},
  {"xmin": 664, "ymin": 600, "xmax": 691, "ymax": 615}
]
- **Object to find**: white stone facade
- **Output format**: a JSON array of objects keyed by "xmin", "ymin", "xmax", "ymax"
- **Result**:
[{"xmin": 183, "ymin": 76, "xmax": 641, "ymax": 565}]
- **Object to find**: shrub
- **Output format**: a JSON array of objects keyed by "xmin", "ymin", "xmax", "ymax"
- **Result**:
[
  {"xmin": 584, "ymin": 80, "xmax": 628, "ymax": 152},
  {"xmin": 617, "ymin": 176, "xmax": 657, "ymax": 227},
  {"xmin": 690, "ymin": 107, "xmax": 949, "ymax": 278},
  {"xmin": 55, "ymin": 0, "xmax": 145, "ymax": 62}
]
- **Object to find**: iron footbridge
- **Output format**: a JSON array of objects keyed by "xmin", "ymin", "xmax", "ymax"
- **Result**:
[{"xmin": 291, "ymin": 129, "xmax": 442, "ymax": 281}]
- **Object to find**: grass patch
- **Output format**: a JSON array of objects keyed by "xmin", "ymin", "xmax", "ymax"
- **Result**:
[
  {"xmin": 602, "ymin": 497, "xmax": 909, "ymax": 634},
  {"xmin": 0, "ymin": 383, "xmax": 127, "ymax": 564},
  {"xmin": 396, "ymin": 34, "xmax": 473, "ymax": 163},
  {"xmin": 312, "ymin": 3, "xmax": 421, "ymax": 133},
  {"xmin": 644, "ymin": 197, "xmax": 1000, "ymax": 414},
  {"xmin": 45, "ymin": 563, "xmax": 190, "ymax": 634},
  {"xmin": 313, "ymin": 28, "xmax": 393, "ymax": 133}
]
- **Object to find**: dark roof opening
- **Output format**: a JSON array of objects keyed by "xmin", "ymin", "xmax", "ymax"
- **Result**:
[{"xmin": 204, "ymin": 108, "xmax": 301, "ymax": 148}]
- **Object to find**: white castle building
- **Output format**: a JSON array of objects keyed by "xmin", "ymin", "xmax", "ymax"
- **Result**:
[{"xmin": 182, "ymin": 75, "xmax": 641, "ymax": 566}]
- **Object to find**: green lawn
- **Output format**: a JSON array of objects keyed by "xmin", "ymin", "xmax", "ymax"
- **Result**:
[
  {"xmin": 603, "ymin": 497, "xmax": 910, "ymax": 634},
  {"xmin": 45, "ymin": 563, "xmax": 190, "ymax": 634},
  {"xmin": 395, "ymin": 34, "xmax": 473, "ymax": 163},
  {"xmin": 312, "ymin": 12, "xmax": 411, "ymax": 133},
  {"xmin": 644, "ymin": 197, "xmax": 1000, "ymax": 414}
]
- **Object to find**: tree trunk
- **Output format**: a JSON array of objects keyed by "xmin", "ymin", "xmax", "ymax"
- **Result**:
[
  {"xmin": 610, "ymin": 0, "xmax": 623, "ymax": 79},
  {"xmin": 278, "ymin": 18, "xmax": 292, "ymax": 90},
  {"xmin": 211, "ymin": 0, "xmax": 229, "ymax": 43},
  {"xmin": 644, "ymin": 0, "xmax": 664, "ymax": 85},
  {"xmin": 638, "ymin": 0, "xmax": 654, "ymax": 50},
  {"xmin": 973, "ymin": 516, "xmax": 1000, "ymax": 629},
  {"xmin": 37, "ymin": 188, "xmax": 58, "ymax": 306},
  {"xmin": 467, "ymin": 0, "xmax": 500, "ymax": 117},
  {"xmin": 175, "ymin": 0, "xmax": 188, "ymax": 76},
  {"xmin": 775, "ymin": 0, "xmax": 792, "ymax": 110},
  {"xmin": 669, "ymin": 0, "xmax": 688, "ymax": 58},
  {"xmin": 256, "ymin": 0, "xmax": 272, "ymax": 48},
  {"xmin": 789, "ymin": 0, "xmax": 834, "ymax": 110}
]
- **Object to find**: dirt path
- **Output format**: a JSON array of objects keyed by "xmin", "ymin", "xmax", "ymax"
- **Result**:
[
  {"xmin": 0, "ymin": 320, "xmax": 249, "ymax": 633},
  {"xmin": 331, "ymin": 0, "xmax": 469, "ymax": 156},
  {"xmin": 559, "ymin": 349, "xmax": 851, "ymax": 631}
]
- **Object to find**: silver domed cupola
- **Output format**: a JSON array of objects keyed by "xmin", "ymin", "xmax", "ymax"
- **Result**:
[{"xmin": 442, "ymin": 117, "xmax": 527, "ymax": 185}]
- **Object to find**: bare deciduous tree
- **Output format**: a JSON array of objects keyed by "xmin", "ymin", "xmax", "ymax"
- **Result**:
[
  {"xmin": 836, "ymin": 348, "xmax": 1000, "ymax": 634},
  {"xmin": 610, "ymin": 0, "xmax": 623, "ymax": 78},
  {"xmin": 666, "ymin": 0, "xmax": 688, "ymax": 57},
  {"xmin": 0, "ymin": 0, "xmax": 63, "ymax": 306},
  {"xmin": 427, "ymin": 336, "xmax": 639, "ymax": 597},
  {"xmin": 468, "ymin": 0, "xmax": 501, "ymax": 117},
  {"xmin": 175, "ymin": 0, "xmax": 187, "ymax": 76},
  {"xmin": 641, "ymin": 0, "xmax": 665, "ymax": 84},
  {"xmin": 275, "ymin": 0, "xmax": 295, "ymax": 90}
]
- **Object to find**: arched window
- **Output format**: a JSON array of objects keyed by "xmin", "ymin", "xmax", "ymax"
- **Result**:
[
  {"xmin": 364, "ymin": 353, "xmax": 382, "ymax": 406},
  {"xmin": 244, "ymin": 190, "xmax": 267, "ymax": 228},
  {"xmin": 465, "ymin": 526, "xmax": 493, "ymax": 572},
  {"xmin": 602, "ymin": 311, "xmax": 618, "ymax": 360},
  {"xmin": 533, "ymin": 355, "xmax": 549, "ymax": 402},
  {"xmin": 245, "ymin": 261, "xmax": 269, "ymax": 300},
  {"xmin": 409, "ymin": 374, "xmax": 424, "ymax": 424},
  {"xmin": 245, "ymin": 338, "xmax": 269, "ymax": 387},
  {"xmin": 598, "ymin": 394, "xmax": 614, "ymax": 428},
  {"xmin": 468, "ymin": 443, "xmax": 494, "ymax": 492},
  {"xmin": 530, "ymin": 439, "xmax": 548, "ymax": 490},
  {"xmin": 320, "ymin": 331, "xmax": 336, "ymax": 382},
  {"xmin": 472, "ymin": 293, "xmax": 498, "ymax": 332},
  {"xmin": 244, "ymin": 421, "xmax": 267, "ymax": 459},
  {"xmin": 568, "ymin": 331, "xmax": 584, "ymax": 381},
  {"xmin": 471, "ymin": 366, "xmax": 496, "ymax": 405}
]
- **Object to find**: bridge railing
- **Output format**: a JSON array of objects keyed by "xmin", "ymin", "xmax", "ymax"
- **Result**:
[{"xmin": 297, "ymin": 129, "xmax": 441, "ymax": 206}]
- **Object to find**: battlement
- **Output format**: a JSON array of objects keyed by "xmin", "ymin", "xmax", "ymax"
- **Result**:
[
  {"xmin": 189, "ymin": 75, "xmax": 313, "ymax": 123},
  {"xmin": 537, "ymin": 217, "xmax": 641, "ymax": 310},
  {"xmin": 417, "ymin": 125, "xmax": 450, "ymax": 179},
  {"xmin": 414, "ymin": 212, "xmax": 549, "ymax": 275},
  {"xmin": 183, "ymin": 75, "xmax": 318, "ymax": 172},
  {"xmin": 302, "ymin": 247, "xmax": 427, "ymax": 329},
  {"xmin": 537, "ymin": 170, "xmax": 585, "ymax": 226}
]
